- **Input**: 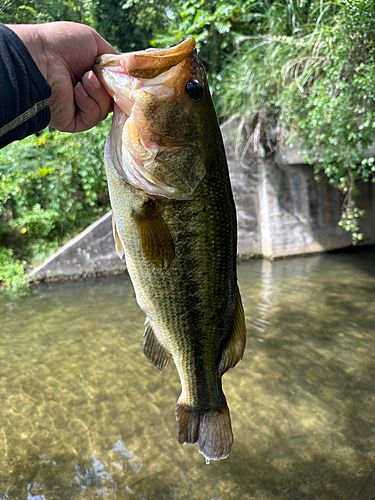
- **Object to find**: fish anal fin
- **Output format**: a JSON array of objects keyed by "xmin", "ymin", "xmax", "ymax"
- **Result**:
[
  {"xmin": 112, "ymin": 215, "xmax": 125, "ymax": 260},
  {"xmin": 176, "ymin": 401, "xmax": 233, "ymax": 461},
  {"xmin": 132, "ymin": 200, "xmax": 175, "ymax": 268},
  {"xmin": 219, "ymin": 286, "xmax": 246, "ymax": 376},
  {"xmin": 143, "ymin": 320, "xmax": 170, "ymax": 371}
]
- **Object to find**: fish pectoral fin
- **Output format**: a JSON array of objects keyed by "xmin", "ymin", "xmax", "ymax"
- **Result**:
[
  {"xmin": 218, "ymin": 286, "xmax": 246, "ymax": 376},
  {"xmin": 112, "ymin": 214, "xmax": 125, "ymax": 260},
  {"xmin": 132, "ymin": 200, "xmax": 175, "ymax": 268},
  {"xmin": 143, "ymin": 319, "xmax": 171, "ymax": 371}
]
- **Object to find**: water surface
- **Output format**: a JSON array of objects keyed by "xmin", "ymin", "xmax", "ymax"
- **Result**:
[{"xmin": 0, "ymin": 248, "xmax": 374, "ymax": 499}]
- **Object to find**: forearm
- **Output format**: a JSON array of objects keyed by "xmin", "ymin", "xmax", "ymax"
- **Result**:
[{"xmin": 0, "ymin": 24, "xmax": 51, "ymax": 148}]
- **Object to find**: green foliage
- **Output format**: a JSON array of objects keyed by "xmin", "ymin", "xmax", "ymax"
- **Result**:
[
  {"xmin": 338, "ymin": 206, "xmax": 365, "ymax": 245},
  {"xmin": 218, "ymin": 1, "xmax": 336, "ymax": 117},
  {"xmin": 0, "ymin": 0, "xmax": 114, "ymax": 290},
  {"xmin": 150, "ymin": 0, "xmax": 258, "ymax": 95},
  {"xmin": 218, "ymin": 0, "xmax": 375, "ymax": 239},
  {"xmin": 0, "ymin": 121, "xmax": 110, "ymax": 289},
  {"xmin": 0, "ymin": 248, "xmax": 27, "ymax": 290},
  {"xmin": 0, "ymin": 0, "xmax": 95, "ymax": 24},
  {"xmin": 92, "ymin": 0, "xmax": 170, "ymax": 51}
]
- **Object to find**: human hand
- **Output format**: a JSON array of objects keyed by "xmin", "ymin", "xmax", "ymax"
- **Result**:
[{"xmin": 7, "ymin": 21, "xmax": 117, "ymax": 132}]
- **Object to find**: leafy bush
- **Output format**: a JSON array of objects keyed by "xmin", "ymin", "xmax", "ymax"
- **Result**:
[
  {"xmin": 0, "ymin": 248, "xmax": 27, "ymax": 290},
  {"xmin": 150, "ymin": 0, "xmax": 257, "ymax": 95},
  {"xmin": 0, "ymin": 0, "xmax": 95, "ymax": 24},
  {"xmin": 218, "ymin": 0, "xmax": 375, "ymax": 241},
  {"xmin": 0, "ymin": 120, "xmax": 110, "ymax": 288}
]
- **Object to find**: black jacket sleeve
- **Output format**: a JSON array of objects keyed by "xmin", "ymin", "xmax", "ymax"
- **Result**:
[{"xmin": 0, "ymin": 24, "xmax": 51, "ymax": 148}]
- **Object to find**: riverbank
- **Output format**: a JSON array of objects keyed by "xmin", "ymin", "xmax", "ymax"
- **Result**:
[{"xmin": 29, "ymin": 117, "xmax": 375, "ymax": 283}]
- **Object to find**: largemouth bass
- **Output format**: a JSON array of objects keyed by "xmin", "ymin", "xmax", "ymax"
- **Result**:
[{"xmin": 95, "ymin": 39, "xmax": 246, "ymax": 461}]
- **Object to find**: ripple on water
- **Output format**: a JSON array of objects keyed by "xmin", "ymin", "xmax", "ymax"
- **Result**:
[{"xmin": 0, "ymin": 248, "xmax": 374, "ymax": 498}]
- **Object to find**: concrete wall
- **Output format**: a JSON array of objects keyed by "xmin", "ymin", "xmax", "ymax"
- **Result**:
[
  {"xmin": 29, "ymin": 117, "xmax": 375, "ymax": 281},
  {"xmin": 29, "ymin": 212, "xmax": 125, "ymax": 282},
  {"xmin": 223, "ymin": 117, "xmax": 375, "ymax": 259}
]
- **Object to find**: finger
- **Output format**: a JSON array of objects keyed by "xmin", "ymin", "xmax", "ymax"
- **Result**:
[
  {"xmin": 73, "ymin": 81, "xmax": 104, "ymax": 132},
  {"xmin": 92, "ymin": 29, "xmax": 118, "ymax": 56},
  {"xmin": 81, "ymin": 70, "xmax": 112, "ymax": 122}
]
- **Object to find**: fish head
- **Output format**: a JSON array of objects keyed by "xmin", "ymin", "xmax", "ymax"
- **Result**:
[{"xmin": 95, "ymin": 39, "xmax": 217, "ymax": 199}]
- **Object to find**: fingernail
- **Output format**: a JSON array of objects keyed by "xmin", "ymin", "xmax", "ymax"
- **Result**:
[
  {"xmin": 76, "ymin": 82, "xmax": 88, "ymax": 98},
  {"xmin": 88, "ymin": 70, "xmax": 101, "ymax": 89}
]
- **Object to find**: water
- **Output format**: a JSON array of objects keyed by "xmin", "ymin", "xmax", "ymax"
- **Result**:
[{"xmin": 0, "ymin": 248, "xmax": 374, "ymax": 499}]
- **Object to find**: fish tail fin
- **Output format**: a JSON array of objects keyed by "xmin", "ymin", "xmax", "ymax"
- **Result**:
[{"xmin": 176, "ymin": 400, "xmax": 233, "ymax": 461}]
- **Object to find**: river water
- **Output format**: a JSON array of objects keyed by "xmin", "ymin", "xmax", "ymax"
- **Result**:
[{"xmin": 0, "ymin": 247, "xmax": 374, "ymax": 499}]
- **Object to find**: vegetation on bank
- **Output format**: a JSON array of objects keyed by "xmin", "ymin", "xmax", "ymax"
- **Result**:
[
  {"xmin": 218, "ymin": 0, "xmax": 375, "ymax": 243},
  {"xmin": 0, "ymin": 122, "xmax": 110, "ymax": 288},
  {"xmin": 0, "ymin": 0, "xmax": 374, "ymax": 288}
]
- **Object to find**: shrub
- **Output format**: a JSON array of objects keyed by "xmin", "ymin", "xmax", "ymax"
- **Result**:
[{"xmin": 0, "ymin": 119, "xmax": 111, "ymax": 289}]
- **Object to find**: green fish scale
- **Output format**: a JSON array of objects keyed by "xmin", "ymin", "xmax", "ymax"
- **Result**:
[{"xmin": 108, "ymin": 133, "xmax": 237, "ymax": 410}]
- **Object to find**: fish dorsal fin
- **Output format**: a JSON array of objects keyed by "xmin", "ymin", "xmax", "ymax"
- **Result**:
[
  {"xmin": 219, "ymin": 286, "xmax": 246, "ymax": 376},
  {"xmin": 132, "ymin": 200, "xmax": 175, "ymax": 268},
  {"xmin": 112, "ymin": 214, "xmax": 125, "ymax": 259},
  {"xmin": 143, "ymin": 319, "xmax": 170, "ymax": 371}
]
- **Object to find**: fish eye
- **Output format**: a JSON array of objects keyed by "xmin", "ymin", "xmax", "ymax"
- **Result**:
[{"xmin": 185, "ymin": 79, "xmax": 203, "ymax": 101}]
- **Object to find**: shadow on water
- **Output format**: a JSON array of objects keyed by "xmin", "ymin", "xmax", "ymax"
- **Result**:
[
  {"xmin": 226, "ymin": 445, "xmax": 375, "ymax": 500},
  {"xmin": 0, "ymin": 247, "xmax": 374, "ymax": 499},
  {"xmin": 327, "ymin": 245, "xmax": 375, "ymax": 278},
  {"xmin": 226, "ymin": 346, "xmax": 375, "ymax": 499}
]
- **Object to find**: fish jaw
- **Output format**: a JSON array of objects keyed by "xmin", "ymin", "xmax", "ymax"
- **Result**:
[
  {"xmin": 95, "ymin": 38, "xmax": 196, "ymax": 78},
  {"xmin": 94, "ymin": 38, "xmax": 197, "ymax": 114},
  {"xmin": 121, "ymin": 38, "xmax": 196, "ymax": 78},
  {"xmin": 95, "ymin": 60, "xmax": 189, "ymax": 119}
]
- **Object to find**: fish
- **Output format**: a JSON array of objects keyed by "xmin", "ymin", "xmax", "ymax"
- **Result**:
[{"xmin": 94, "ymin": 38, "xmax": 246, "ymax": 461}]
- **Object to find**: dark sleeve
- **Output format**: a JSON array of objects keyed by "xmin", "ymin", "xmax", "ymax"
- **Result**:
[{"xmin": 0, "ymin": 24, "xmax": 51, "ymax": 148}]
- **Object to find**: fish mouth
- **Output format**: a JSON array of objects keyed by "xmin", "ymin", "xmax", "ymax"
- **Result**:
[
  {"xmin": 95, "ymin": 38, "xmax": 196, "ymax": 79},
  {"xmin": 94, "ymin": 38, "xmax": 197, "ymax": 118}
]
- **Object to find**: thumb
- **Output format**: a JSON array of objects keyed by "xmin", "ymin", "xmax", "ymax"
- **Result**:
[{"xmin": 92, "ymin": 30, "xmax": 118, "ymax": 56}]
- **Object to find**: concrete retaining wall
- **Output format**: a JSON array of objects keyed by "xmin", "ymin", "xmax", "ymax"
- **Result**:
[
  {"xmin": 223, "ymin": 117, "xmax": 375, "ymax": 259},
  {"xmin": 29, "ymin": 117, "xmax": 375, "ymax": 281},
  {"xmin": 29, "ymin": 212, "xmax": 125, "ymax": 282}
]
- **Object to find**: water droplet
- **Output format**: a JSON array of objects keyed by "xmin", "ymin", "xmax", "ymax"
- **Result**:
[{"xmin": 205, "ymin": 458, "xmax": 211, "ymax": 465}]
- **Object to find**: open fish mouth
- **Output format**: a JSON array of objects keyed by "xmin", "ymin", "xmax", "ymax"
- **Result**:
[
  {"xmin": 94, "ymin": 38, "xmax": 197, "ymax": 117},
  {"xmin": 95, "ymin": 38, "xmax": 196, "ymax": 79}
]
